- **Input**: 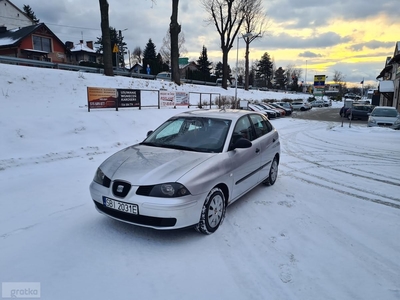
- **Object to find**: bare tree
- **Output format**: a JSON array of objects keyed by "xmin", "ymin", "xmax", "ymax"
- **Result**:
[
  {"xmin": 170, "ymin": 0, "xmax": 181, "ymax": 85},
  {"xmin": 99, "ymin": 0, "xmax": 113, "ymax": 76},
  {"xmin": 333, "ymin": 70, "xmax": 347, "ymax": 95},
  {"xmin": 160, "ymin": 29, "xmax": 187, "ymax": 65},
  {"xmin": 202, "ymin": 0, "xmax": 247, "ymax": 89},
  {"xmin": 242, "ymin": 0, "xmax": 268, "ymax": 90},
  {"xmin": 333, "ymin": 70, "xmax": 345, "ymax": 84},
  {"xmin": 131, "ymin": 46, "xmax": 142, "ymax": 64}
]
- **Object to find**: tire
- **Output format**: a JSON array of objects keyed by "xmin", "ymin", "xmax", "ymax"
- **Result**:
[
  {"xmin": 195, "ymin": 187, "xmax": 226, "ymax": 235},
  {"xmin": 263, "ymin": 156, "xmax": 279, "ymax": 186},
  {"xmin": 300, "ymin": 107, "xmax": 306, "ymax": 111}
]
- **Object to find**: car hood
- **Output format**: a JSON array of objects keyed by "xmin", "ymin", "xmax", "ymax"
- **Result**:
[
  {"xmin": 369, "ymin": 115, "xmax": 399, "ymax": 124},
  {"xmin": 100, "ymin": 144, "xmax": 216, "ymax": 185}
]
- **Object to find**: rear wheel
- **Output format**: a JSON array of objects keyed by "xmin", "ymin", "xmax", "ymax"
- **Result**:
[
  {"xmin": 195, "ymin": 187, "xmax": 226, "ymax": 235},
  {"xmin": 263, "ymin": 156, "xmax": 279, "ymax": 186}
]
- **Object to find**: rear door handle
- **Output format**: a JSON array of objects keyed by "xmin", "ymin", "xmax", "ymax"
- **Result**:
[{"xmin": 255, "ymin": 148, "xmax": 260, "ymax": 153}]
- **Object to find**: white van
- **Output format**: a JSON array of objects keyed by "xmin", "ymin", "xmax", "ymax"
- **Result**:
[
  {"xmin": 216, "ymin": 78, "xmax": 230, "ymax": 87},
  {"xmin": 156, "ymin": 72, "xmax": 171, "ymax": 81}
]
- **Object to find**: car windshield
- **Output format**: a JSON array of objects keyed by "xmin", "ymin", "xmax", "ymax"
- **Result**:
[
  {"xmin": 141, "ymin": 116, "xmax": 231, "ymax": 153},
  {"xmin": 372, "ymin": 109, "xmax": 398, "ymax": 117}
]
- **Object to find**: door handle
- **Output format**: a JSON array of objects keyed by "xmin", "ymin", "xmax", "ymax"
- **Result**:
[{"xmin": 255, "ymin": 148, "xmax": 260, "ymax": 153}]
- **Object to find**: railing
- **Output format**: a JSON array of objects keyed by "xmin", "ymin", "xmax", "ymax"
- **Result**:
[
  {"xmin": 0, "ymin": 55, "xmax": 223, "ymax": 86},
  {"xmin": 0, "ymin": 55, "xmax": 296, "ymax": 93}
]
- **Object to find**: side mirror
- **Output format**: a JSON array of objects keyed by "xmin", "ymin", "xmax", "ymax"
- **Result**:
[
  {"xmin": 147, "ymin": 130, "xmax": 154, "ymax": 137},
  {"xmin": 231, "ymin": 137, "xmax": 252, "ymax": 150}
]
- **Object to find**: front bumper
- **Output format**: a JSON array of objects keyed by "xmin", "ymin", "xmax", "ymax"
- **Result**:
[{"xmin": 90, "ymin": 181, "xmax": 207, "ymax": 230}]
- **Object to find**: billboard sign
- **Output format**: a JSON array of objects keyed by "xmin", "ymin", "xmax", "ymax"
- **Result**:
[
  {"xmin": 118, "ymin": 89, "xmax": 140, "ymax": 108},
  {"xmin": 87, "ymin": 87, "xmax": 118, "ymax": 110},
  {"xmin": 314, "ymin": 75, "xmax": 326, "ymax": 96},
  {"xmin": 87, "ymin": 87, "xmax": 141, "ymax": 111}
]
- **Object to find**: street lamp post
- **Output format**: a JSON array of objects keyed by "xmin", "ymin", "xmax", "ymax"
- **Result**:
[
  {"xmin": 118, "ymin": 28, "xmax": 128, "ymax": 69},
  {"xmin": 235, "ymin": 32, "xmax": 253, "ymax": 104}
]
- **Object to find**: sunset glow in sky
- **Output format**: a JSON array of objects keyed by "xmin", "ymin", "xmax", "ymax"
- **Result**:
[{"xmin": 7, "ymin": 0, "xmax": 399, "ymax": 87}]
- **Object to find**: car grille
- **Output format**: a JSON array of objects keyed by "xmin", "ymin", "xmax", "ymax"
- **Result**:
[
  {"xmin": 94, "ymin": 201, "xmax": 177, "ymax": 227},
  {"xmin": 136, "ymin": 185, "xmax": 154, "ymax": 196},
  {"xmin": 112, "ymin": 181, "xmax": 131, "ymax": 198},
  {"xmin": 377, "ymin": 122, "xmax": 393, "ymax": 127}
]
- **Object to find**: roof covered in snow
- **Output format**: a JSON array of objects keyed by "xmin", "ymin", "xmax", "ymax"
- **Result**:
[{"xmin": 70, "ymin": 43, "xmax": 97, "ymax": 53}]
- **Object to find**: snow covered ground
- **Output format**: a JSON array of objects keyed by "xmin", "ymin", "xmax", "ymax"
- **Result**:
[{"xmin": 1, "ymin": 64, "xmax": 399, "ymax": 300}]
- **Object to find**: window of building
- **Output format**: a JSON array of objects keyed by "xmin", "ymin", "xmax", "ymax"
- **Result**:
[
  {"xmin": 88, "ymin": 55, "xmax": 96, "ymax": 63},
  {"xmin": 33, "ymin": 36, "xmax": 51, "ymax": 52}
]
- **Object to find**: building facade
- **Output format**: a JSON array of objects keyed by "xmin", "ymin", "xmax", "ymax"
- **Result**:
[
  {"xmin": 0, "ymin": 0, "xmax": 34, "ymax": 29},
  {"xmin": 376, "ymin": 42, "xmax": 400, "ymax": 112}
]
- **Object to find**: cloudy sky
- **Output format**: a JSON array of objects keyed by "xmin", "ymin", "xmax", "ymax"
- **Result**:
[{"xmin": 9, "ymin": 0, "xmax": 399, "ymax": 87}]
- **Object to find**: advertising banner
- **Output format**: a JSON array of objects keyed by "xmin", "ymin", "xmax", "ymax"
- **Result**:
[
  {"xmin": 87, "ymin": 87, "xmax": 118, "ymax": 110},
  {"xmin": 118, "ymin": 89, "xmax": 140, "ymax": 107},
  {"xmin": 159, "ymin": 91, "xmax": 175, "ymax": 107},
  {"xmin": 87, "ymin": 87, "xmax": 141, "ymax": 111},
  {"xmin": 313, "ymin": 75, "xmax": 326, "ymax": 96},
  {"xmin": 175, "ymin": 92, "xmax": 189, "ymax": 106}
]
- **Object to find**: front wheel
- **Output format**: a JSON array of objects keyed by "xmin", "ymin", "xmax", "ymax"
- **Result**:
[
  {"xmin": 195, "ymin": 187, "xmax": 226, "ymax": 235},
  {"xmin": 263, "ymin": 156, "xmax": 279, "ymax": 186}
]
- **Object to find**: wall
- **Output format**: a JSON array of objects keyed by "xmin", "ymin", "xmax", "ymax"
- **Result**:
[{"xmin": 0, "ymin": 0, "xmax": 34, "ymax": 29}]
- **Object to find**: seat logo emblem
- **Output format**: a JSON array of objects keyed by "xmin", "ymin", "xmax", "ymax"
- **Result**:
[{"xmin": 117, "ymin": 185, "xmax": 124, "ymax": 193}]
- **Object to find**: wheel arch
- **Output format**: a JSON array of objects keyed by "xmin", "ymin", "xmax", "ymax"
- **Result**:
[{"xmin": 215, "ymin": 183, "xmax": 229, "ymax": 206}]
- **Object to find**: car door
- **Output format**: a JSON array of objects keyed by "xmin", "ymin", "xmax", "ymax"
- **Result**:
[
  {"xmin": 228, "ymin": 115, "xmax": 261, "ymax": 201},
  {"xmin": 249, "ymin": 113, "xmax": 278, "ymax": 183}
]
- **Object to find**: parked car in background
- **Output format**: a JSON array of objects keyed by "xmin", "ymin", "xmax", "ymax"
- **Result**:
[
  {"xmin": 257, "ymin": 103, "xmax": 285, "ymax": 117},
  {"xmin": 367, "ymin": 106, "xmax": 400, "ymax": 127},
  {"xmin": 344, "ymin": 93, "xmax": 361, "ymax": 100},
  {"xmin": 89, "ymin": 109, "xmax": 281, "ymax": 234},
  {"xmin": 216, "ymin": 78, "xmax": 230, "ymax": 87},
  {"xmin": 247, "ymin": 103, "xmax": 277, "ymax": 119},
  {"xmin": 276, "ymin": 102, "xmax": 293, "ymax": 112},
  {"xmin": 345, "ymin": 104, "xmax": 374, "ymax": 120},
  {"xmin": 310, "ymin": 99, "xmax": 326, "ymax": 107},
  {"xmin": 269, "ymin": 103, "xmax": 292, "ymax": 116},
  {"xmin": 291, "ymin": 101, "xmax": 311, "ymax": 111},
  {"xmin": 156, "ymin": 72, "xmax": 171, "ymax": 81}
]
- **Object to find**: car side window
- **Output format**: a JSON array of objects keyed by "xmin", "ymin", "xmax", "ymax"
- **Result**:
[
  {"xmin": 231, "ymin": 116, "xmax": 255, "ymax": 145},
  {"xmin": 249, "ymin": 114, "xmax": 272, "ymax": 138}
]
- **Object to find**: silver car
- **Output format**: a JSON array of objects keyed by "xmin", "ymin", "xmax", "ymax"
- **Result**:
[
  {"xmin": 90, "ymin": 109, "xmax": 281, "ymax": 234},
  {"xmin": 367, "ymin": 106, "xmax": 400, "ymax": 127}
]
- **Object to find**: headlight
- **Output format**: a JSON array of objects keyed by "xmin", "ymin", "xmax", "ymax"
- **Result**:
[
  {"xmin": 136, "ymin": 183, "xmax": 191, "ymax": 197},
  {"xmin": 93, "ymin": 168, "xmax": 111, "ymax": 187},
  {"xmin": 394, "ymin": 118, "xmax": 400, "ymax": 125}
]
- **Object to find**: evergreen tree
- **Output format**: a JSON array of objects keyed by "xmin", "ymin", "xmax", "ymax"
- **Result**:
[
  {"xmin": 256, "ymin": 52, "xmax": 273, "ymax": 87},
  {"xmin": 95, "ymin": 27, "xmax": 127, "ymax": 67},
  {"xmin": 143, "ymin": 39, "xmax": 157, "ymax": 60},
  {"xmin": 214, "ymin": 62, "xmax": 223, "ymax": 79},
  {"xmin": 142, "ymin": 39, "xmax": 158, "ymax": 75},
  {"xmin": 197, "ymin": 46, "xmax": 212, "ymax": 82},
  {"xmin": 275, "ymin": 67, "xmax": 287, "ymax": 89},
  {"xmin": 23, "ymin": 5, "xmax": 39, "ymax": 23}
]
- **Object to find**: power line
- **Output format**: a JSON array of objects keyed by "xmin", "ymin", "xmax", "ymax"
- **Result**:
[{"xmin": 1, "ymin": 15, "xmax": 99, "ymax": 31}]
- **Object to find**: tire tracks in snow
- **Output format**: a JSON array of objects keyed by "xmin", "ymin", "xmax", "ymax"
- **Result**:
[{"xmin": 277, "ymin": 121, "xmax": 400, "ymax": 209}]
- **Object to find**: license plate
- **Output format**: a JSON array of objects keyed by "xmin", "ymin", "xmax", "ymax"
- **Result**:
[{"xmin": 103, "ymin": 197, "xmax": 138, "ymax": 215}]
